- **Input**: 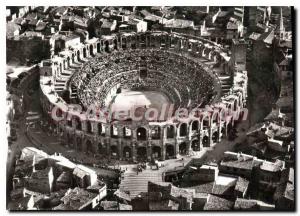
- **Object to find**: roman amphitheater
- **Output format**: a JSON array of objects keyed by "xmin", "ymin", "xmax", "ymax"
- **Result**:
[{"xmin": 39, "ymin": 31, "xmax": 248, "ymax": 162}]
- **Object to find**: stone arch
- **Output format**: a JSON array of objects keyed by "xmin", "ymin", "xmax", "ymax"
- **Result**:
[
  {"xmin": 151, "ymin": 126, "xmax": 161, "ymax": 140},
  {"xmin": 123, "ymin": 146, "xmax": 131, "ymax": 158},
  {"xmin": 179, "ymin": 123, "xmax": 188, "ymax": 137},
  {"xmin": 166, "ymin": 125, "xmax": 175, "ymax": 138},
  {"xmin": 179, "ymin": 142, "xmax": 187, "ymax": 155},
  {"xmin": 137, "ymin": 127, "xmax": 147, "ymax": 141},
  {"xmin": 191, "ymin": 139, "xmax": 200, "ymax": 151},
  {"xmin": 152, "ymin": 146, "xmax": 161, "ymax": 159}
]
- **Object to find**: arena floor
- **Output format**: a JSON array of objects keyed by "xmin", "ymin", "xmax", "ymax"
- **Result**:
[{"xmin": 108, "ymin": 89, "xmax": 172, "ymax": 120}]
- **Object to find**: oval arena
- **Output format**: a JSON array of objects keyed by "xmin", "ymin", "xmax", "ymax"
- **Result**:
[{"xmin": 40, "ymin": 31, "xmax": 248, "ymax": 161}]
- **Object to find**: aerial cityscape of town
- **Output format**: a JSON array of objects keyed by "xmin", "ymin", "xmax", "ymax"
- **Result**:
[{"xmin": 6, "ymin": 6, "xmax": 294, "ymax": 211}]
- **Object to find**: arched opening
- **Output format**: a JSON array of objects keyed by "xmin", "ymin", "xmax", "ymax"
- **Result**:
[
  {"xmin": 233, "ymin": 100, "xmax": 238, "ymax": 111},
  {"xmin": 166, "ymin": 125, "xmax": 175, "ymax": 138},
  {"xmin": 152, "ymin": 146, "xmax": 161, "ymax": 159},
  {"xmin": 67, "ymin": 118, "xmax": 72, "ymax": 127},
  {"xmin": 97, "ymin": 43, "xmax": 101, "ymax": 53},
  {"xmin": 131, "ymin": 41, "xmax": 136, "ymax": 49},
  {"xmin": 75, "ymin": 116, "xmax": 82, "ymax": 130},
  {"xmin": 67, "ymin": 56, "xmax": 70, "ymax": 67},
  {"xmin": 77, "ymin": 50, "xmax": 80, "ymax": 61},
  {"xmin": 86, "ymin": 121, "xmax": 92, "ymax": 134},
  {"xmin": 191, "ymin": 140, "xmax": 200, "ymax": 151},
  {"xmin": 122, "ymin": 38, "xmax": 127, "ymax": 49},
  {"xmin": 98, "ymin": 123, "xmax": 102, "ymax": 135},
  {"xmin": 67, "ymin": 134, "xmax": 74, "ymax": 147},
  {"xmin": 179, "ymin": 123, "xmax": 187, "ymax": 137},
  {"xmin": 137, "ymin": 147, "xmax": 147, "ymax": 161},
  {"xmin": 83, "ymin": 47, "xmax": 87, "ymax": 58},
  {"xmin": 139, "ymin": 68, "xmax": 147, "ymax": 79},
  {"xmin": 56, "ymin": 108, "xmax": 63, "ymax": 118},
  {"xmin": 111, "ymin": 125, "xmax": 118, "ymax": 138},
  {"xmin": 179, "ymin": 142, "xmax": 187, "ymax": 155},
  {"xmin": 76, "ymin": 137, "xmax": 82, "ymax": 151},
  {"xmin": 86, "ymin": 140, "xmax": 93, "ymax": 153},
  {"xmin": 113, "ymin": 39, "xmax": 118, "ymax": 50},
  {"xmin": 123, "ymin": 146, "xmax": 131, "ymax": 158},
  {"xmin": 212, "ymin": 112, "xmax": 219, "ymax": 124},
  {"xmin": 191, "ymin": 121, "xmax": 199, "ymax": 132},
  {"xmin": 89, "ymin": 44, "xmax": 93, "ymax": 56},
  {"xmin": 221, "ymin": 126, "xmax": 226, "ymax": 138},
  {"xmin": 137, "ymin": 127, "xmax": 147, "ymax": 140},
  {"xmin": 202, "ymin": 136, "xmax": 209, "ymax": 147},
  {"xmin": 72, "ymin": 53, "xmax": 75, "ymax": 64},
  {"xmin": 212, "ymin": 131, "xmax": 219, "ymax": 143},
  {"xmin": 166, "ymin": 145, "xmax": 175, "ymax": 159},
  {"xmin": 180, "ymin": 40, "xmax": 183, "ymax": 49},
  {"xmin": 188, "ymin": 43, "xmax": 192, "ymax": 51},
  {"xmin": 202, "ymin": 117, "xmax": 210, "ymax": 129},
  {"xmin": 110, "ymin": 145, "xmax": 118, "ymax": 157},
  {"xmin": 151, "ymin": 126, "xmax": 161, "ymax": 140},
  {"xmin": 123, "ymin": 127, "xmax": 131, "ymax": 138},
  {"xmin": 59, "ymin": 63, "xmax": 62, "ymax": 74},
  {"xmin": 105, "ymin": 41, "xmax": 109, "ymax": 52},
  {"xmin": 98, "ymin": 142, "xmax": 104, "ymax": 154}
]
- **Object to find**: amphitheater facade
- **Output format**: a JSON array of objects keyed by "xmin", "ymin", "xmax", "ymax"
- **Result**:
[{"xmin": 39, "ymin": 31, "xmax": 248, "ymax": 161}]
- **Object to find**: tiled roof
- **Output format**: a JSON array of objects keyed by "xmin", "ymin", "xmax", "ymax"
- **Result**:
[
  {"xmin": 234, "ymin": 177, "xmax": 249, "ymax": 193},
  {"xmin": 260, "ymin": 160, "xmax": 283, "ymax": 172},
  {"xmin": 164, "ymin": 19, "xmax": 194, "ymax": 29},
  {"xmin": 203, "ymin": 194, "xmax": 234, "ymax": 210},
  {"xmin": 114, "ymin": 189, "xmax": 131, "ymax": 202},
  {"xmin": 119, "ymin": 203, "xmax": 132, "ymax": 210},
  {"xmin": 100, "ymin": 201, "xmax": 118, "ymax": 210},
  {"xmin": 60, "ymin": 187, "xmax": 97, "ymax": 210},
  {"xmin": 234, "ymin": 198, "xmax": 258, "ymax": 210}
]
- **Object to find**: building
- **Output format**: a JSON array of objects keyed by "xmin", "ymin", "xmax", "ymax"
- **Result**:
[{"xmin": 53, "ymin": 187, "xmax": 101, "ymax": 210}]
